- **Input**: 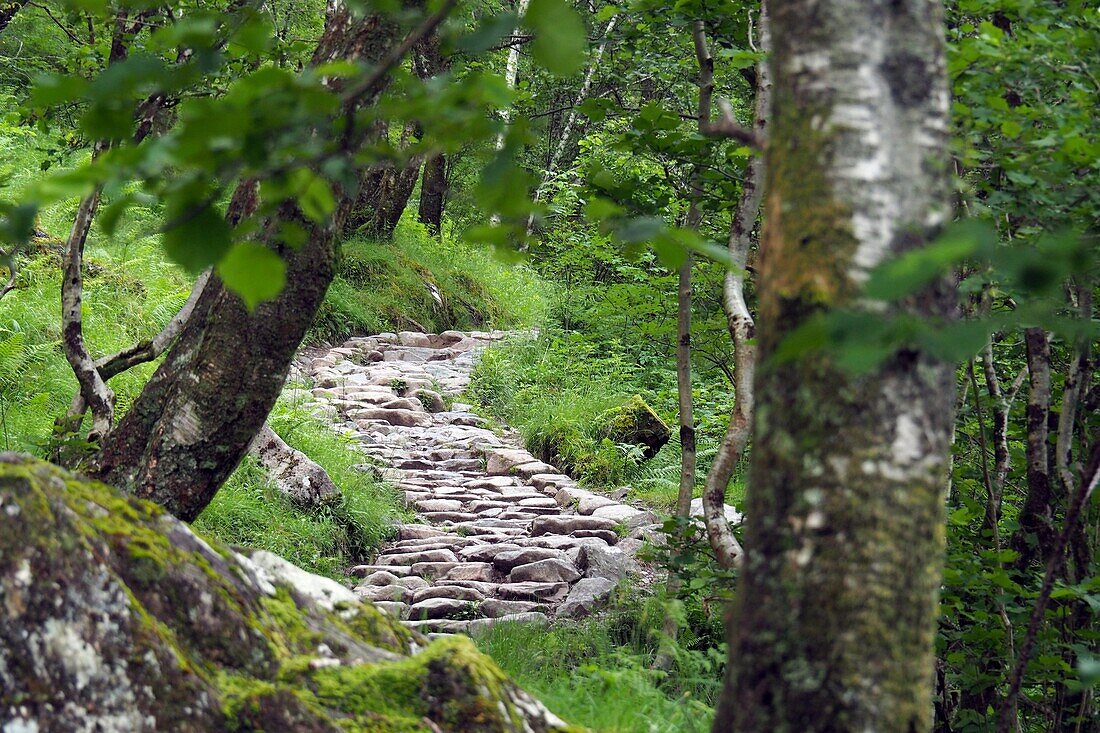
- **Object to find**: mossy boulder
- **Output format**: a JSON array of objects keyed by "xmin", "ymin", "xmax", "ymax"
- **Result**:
[
  {"xmin": 0, "ymin": 454, "xmax": 577, "ymax": 732},
  {"xmin": 596, "ymin": 396, "xmax": 671, "ymax": 459}
]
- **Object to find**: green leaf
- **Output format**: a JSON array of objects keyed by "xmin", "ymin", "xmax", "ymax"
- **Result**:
[
  {"xmin": 864, "ymin": 220, "xmax": 995, "ymax": 301},
  {"xmin": 457, "ymin": 12, "xmax": 519, "ymax": 53},
  {"xmin": 290, "ymin": 169, "xmax": 336, "ymax": 224},
  {"xmin": 525, "ymin": 0, "xmax": 587, "ymax": 76},
  {"xmin": 216, "ymin": 242, "xmax": 287, "ymax": 310},
  {"xmin": 162, "ymin": 202, "xmax": 232, "ymax": 273}
]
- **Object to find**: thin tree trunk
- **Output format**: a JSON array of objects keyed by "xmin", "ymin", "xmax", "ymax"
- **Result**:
[
  {"xmin": 91, "ymin": 3, "xmax": 426, "ymax": 521},
  {"xmin": 997, "ymin": 442, "xmax": 1100, "ymax": 732},
  {"xmin": 714, "ymin": 0, "xmax": 954, "ymax": 729},
  {"xmin": 701, "ymin": 2, "xmax": 770, "ymax": 570},
  {"xmin": 61, "ymin": 182, "xmax": 114, "ymax": 440},
  {"xmin": 526, "ymin": 15, "xmax": 617, "ymax": 235},
  {"xmin": 495, "ymin": 0, "xmax": 531, "ymax": 153},
  {"xmin": 1013, "ymin": 327, "xmax": 1055, "ymax": 567}
]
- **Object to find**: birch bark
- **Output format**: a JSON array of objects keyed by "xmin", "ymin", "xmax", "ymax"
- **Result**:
[{"xmin": 714, "ymin": 0, "xmax": 954, "ymax": 729}]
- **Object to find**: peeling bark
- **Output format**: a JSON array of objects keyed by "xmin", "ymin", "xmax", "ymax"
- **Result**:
[
  {"xmin": 60, "ymin": 182, "xmax": 114, "ymax": 441},
  {"xmin": 715, "ymin": 0, "xmax": 954, "ymax": 729}
]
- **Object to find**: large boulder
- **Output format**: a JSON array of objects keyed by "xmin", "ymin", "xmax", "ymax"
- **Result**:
[
  {"xmin": 0, "ymin": 454, "xmax": 574, "ymax": 733},
  {"xmin": 596, "ymin": 395, "xmax": 670, "ymax": 459}
]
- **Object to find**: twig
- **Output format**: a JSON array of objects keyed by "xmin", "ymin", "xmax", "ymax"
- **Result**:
[{"xmin": 701, "ymin": 99, "xmax": 764, "ymax": 149}]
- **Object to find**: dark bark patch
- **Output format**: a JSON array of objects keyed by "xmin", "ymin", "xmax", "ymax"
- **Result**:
[{"xmin": 881, "ymin": 51, "xmax": 933, "ymax": 108}]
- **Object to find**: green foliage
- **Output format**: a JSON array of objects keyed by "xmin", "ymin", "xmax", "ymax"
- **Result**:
[
  {"xmin": 474, "ymin": 599, "xmax": 721, "ymax": 733},
  {"xmin": 311, "ymin": 218, "xmax": 548, "ymax": 343}
]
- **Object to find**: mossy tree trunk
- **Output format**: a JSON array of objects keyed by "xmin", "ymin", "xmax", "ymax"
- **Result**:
[
  {"xmin": 713, "ymin": 0, "xmax": 955, "ymax": 730},
  {"xmin": 418, "ymin": 152, "xmax": 448, "ymax": 234},
  {"xmin": 92, "ymin": 4, "xmax": 409, "ymax": 521}
]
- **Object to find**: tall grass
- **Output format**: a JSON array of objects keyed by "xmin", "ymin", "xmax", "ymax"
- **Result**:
[
  {"xmin": 194, "ymin": 400, "xmax": 411, "ymax": 578},
  {"xmin": 311, "ymin": 217, "xmax": 549, "ymax": 343},
  {"xmin": 466, "ymin": 332, "xmax": 746, "ymax": 511},
  {"xmin": 473, "ymin": 596, "xmax": 722, "ymax": 733}
]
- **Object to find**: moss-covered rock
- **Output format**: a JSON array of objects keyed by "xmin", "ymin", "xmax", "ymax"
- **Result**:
[
  {"xmin": 596, "ymin": 396, "xmax": 671, "ymax": 460},
  {"xmin": 0, "ymin": 454, "xmax": 577, "ymax": 732}
]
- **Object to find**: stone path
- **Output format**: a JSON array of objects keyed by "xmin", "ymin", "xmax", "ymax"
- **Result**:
[{"xmin": 293, "ymin": 330, "xmax": 658, "ymax": 635}]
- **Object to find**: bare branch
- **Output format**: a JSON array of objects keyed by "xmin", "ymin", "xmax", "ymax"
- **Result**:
[
  {"xmin": 701, "ymin": 99, "xmax": 765, "ymax": 149},
  {"xmin": 339, "ymin": 0, "xmax": 461, "ymax": 150},
  {"xmin": 998, "ymin": 441, "xmax": 1100, "ymax": 731},
  {"xmin": 60, "ymin": 185, "xmax": 115, "ymax": 440}
]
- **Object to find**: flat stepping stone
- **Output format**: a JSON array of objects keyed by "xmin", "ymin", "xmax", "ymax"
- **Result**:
[
  {"xmin": 512, "ymin": 461, "xmax": 559, "ymax": 479},
  {"xmin": 573, "ymin": 529, "xmax": 620, "ymax": 544},
  {"xmin": 376, "ymin": 549, "xmax": 458, "ymax": 566},
  {"xmin": 592, "ymin": 504, "xmax": 653, "ymax": 523},
  {"xmin": 415, "ymin": 499, "xmax": 464, "ymax": 513},
  {"xmin": 442, "ymin": 562, "xmax": 496, "ymax": 582},
  {"xmin": 518, "ymin": 497, "xmax": 558, "ymax": 508},
  {"xmin": 496, "ymin": 582, "xmax": 570, "ymax": 603},
  {"xmin": 491, "ymin": 548, "xmax": 570, "ymax": 572},
  {"xmin": 531, "ymin": 516, "xmax": 618, "ymax": 536},
  {"xmin": 459, "ymin": 544, "xmax": 523, "ymax": 562},
  {"xmin": 480, "ymin": 599, "xmax": 540, "ymax": 618},
  {"xmin": 408, "ymin": 597, "xmax": 479, "ymax": 620},
  {"xmin": 509, "ymin": 558, "xmax": 582, "ymax": 584},
  {"xmin": 349, "ymin": 564, "xmax": 413, "ymax": 578},
  {"xmin": 359, "ymin": 570, "xmax": 402, "ymax": 586},
  {"xmin": 410, "ymin": 561, "xmax": 460, "ymax": 579},
  {"xmin": 576, "ymin": 495, "xmax": 618, "ymax": 514},
  {"xmin": 419, "ymin": 511, "xmax": 480, "ymax": 523},
  {"xmin": 411, "ymin": 585, "xmax": 485, "ymax": 603},
  {"xmin": 356, "ymin": 584, "xmax": 409, "ymax": 602}
]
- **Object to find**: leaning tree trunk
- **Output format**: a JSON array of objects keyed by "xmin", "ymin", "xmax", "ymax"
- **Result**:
[
  {"xmin": 92, "ymin": 4, "xmax": 411, "ymax": 521},
  {"xmin": 701, "ymin": 1, "xmax": 770, "ymax": 570},
  {"xmin": 346, "ymin": 120, "xmax": 424, "ymax": 240},
  {"xmin": 713, "ymin": 0, "xmax": 954, "ymax": 731}
]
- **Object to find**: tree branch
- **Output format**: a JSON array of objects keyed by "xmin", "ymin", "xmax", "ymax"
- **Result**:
[
  {"xmin": 700, "ymin": 2, "xmax": 770, "ymax": 570},
  {"xmin": 701, "ymin": 99, "xmax": 764, "ymax": 149}
]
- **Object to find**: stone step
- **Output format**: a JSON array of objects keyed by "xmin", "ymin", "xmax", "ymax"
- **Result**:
[{"xmin": 296, "ymin": 329, "xmax": 653, "ymax": 630}]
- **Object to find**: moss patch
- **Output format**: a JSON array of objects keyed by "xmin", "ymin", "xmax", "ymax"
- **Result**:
[{"xmin": 0, "ymin": 455, "xmax": 574, "ymax": 733}]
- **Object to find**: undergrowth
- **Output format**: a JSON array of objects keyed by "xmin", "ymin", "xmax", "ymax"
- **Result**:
[
  {"xmin": 467, "ymin": 331, "xmax": 745, "ymax": 511},
  {"xmin": 311, "ymin": 218, "xmax": 548, "ymax": 343},
  {"xmin": 473, "ymin": 593, "xmax": 724, "ymax": 733},
  {"xmin": 194, "ymin": 399, "xmax": 410, "ymax": 579}
]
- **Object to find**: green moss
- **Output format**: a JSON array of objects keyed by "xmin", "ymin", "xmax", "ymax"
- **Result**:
[
  {"xmin": 310, "ymin": 637, "xmax": 529, "ymax": 733},
  {"xmin": 758, "ymin": 96, "xmax": 859, "ymax": 334},
  {"xmin": 1, "ymin": 456, "xmax": 573, "ymax": 732}
]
